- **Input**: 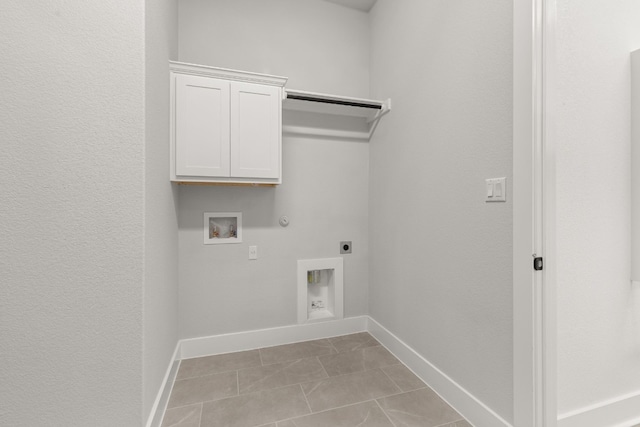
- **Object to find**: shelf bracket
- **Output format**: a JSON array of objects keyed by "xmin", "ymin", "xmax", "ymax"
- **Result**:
[{"xmin": 367, "ymin": 98, "xmax": 392, "ymax": 139}]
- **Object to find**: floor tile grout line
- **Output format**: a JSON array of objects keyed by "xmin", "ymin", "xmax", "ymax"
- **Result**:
[
  {"xmin": 176, "ymin": 382, "xmax": 325, "ymax": 409},
  {"xmin": 377, "ymin": 386, "xmax": 428, "ymax": 400},
  {"xmin": 175, "ymin": 352, "xmax": 338, "ymax": 383},
  {"xmin": 259, "ymin": 347, "xmax": 335, "ymax": 366},
  {"xmin": 239, "ymin": 354, "xmax": 400, "ymax": 396},
  {"xmin": 173, "ymin": 382, "xmax": 310, "ymax": 427},
  {"xmin": 294, "ymin": 363, "xmax": 408, "ymax": 399},
  {"xmin": 258, "ymin": 347, "xmax": 264, "ymax": 366},
  {"xmin": 197, "ymin": 402, "xmax": 203, "ymax": 427},
  {"xmin": 298, "ymin": 383, "xmax": 314, "ymax": 415},
  {"xmin": 376, "ymin": 389, "xmax": 468, "ymax": 427},
  {"xmin": 316, "ymin": 355, "xmax": 331, "ymax": 380},
  {"xmin": 242, "ymin": 353, "xmax": 323, "ymax": 369},
  {"xmin": 374, "ymin": 398, "xmax": 398, "ymax": 427},
  {"xmin": 161, "ymin": 402, "xmax": 203, "ymax": 427},
  {"xmin": 175, "ymin": 361, "xmax": 262, "ymax": 382},
  {"xmin": 350, "ymin": 340, "xmax": 383, "ymax": 354},
  {"xmin": 379, "ymin": 365, "xmax": 404, "ymax": 394},
  {"xmin": 275, "ymin": 398, "xmax": 389, "ymax": 425},
  {"xmin": 169, "ymin": 363, "xmax": 408, "ymax": 411},
  {"xmin": 330, "ymin": 333, "xmax": 381, "ymax": 354},
  {"xmin": 177, "ymin": 349, "xmax": 263, "ymax": 379},
  {"xmin": 377, "ymin": 383, "xmax": 467, "ymax": 425},
  {"xmin": 259, "ymin": 338, "xmax": 337, "ymax": 363},
  {"xmin": 163, "ymin": 401, "xmax": 206, "ymax": 413},
  {"xmin": 260, "ymin": 354, "xmax": 332, "ymax": 366},
  {"xmin": 432, "ymin": 418, "xmax": 466, "ymax": 427},
  {"xmin": 175, "ymin": 369, "xmax": 237, "ymax": 382},
  {"xmin": 327, "ymin": 338, "xmax": 340, "ymax": 354},
  {"xmin": 167, "ymin": 372, "xmax": 242, "ymax": 410},
  {"xmin": 315, "ymin": 346, "xmax": 400, "ymax": 378},
  {"xmin": 240, "ymin": 359, "xmax": 397, "ymax": 390},
  {"xmin": 378, "ymin": 364, "xmax": 428, "ymax": 394},
  {"xmin": 239, "ymin": 359, "xmax": 304, "ymax": 395},
  {"xmin": 300, "ymin": 381, "xmax": 424, "ymax": 415},
  {"xmin": 299, "ymin": 365, "xmax": 401, "ymax": 385},
  {"xmin": 236, "ymin": 370, "xmax": 239, "ymax": 396},
  {"xmin": 286, "ymin": 367, "xmax": 424, "ymax": 407}
]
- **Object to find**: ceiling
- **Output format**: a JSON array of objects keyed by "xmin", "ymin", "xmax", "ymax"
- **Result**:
[{"xmin": 321, "ymin": 0, "xmax": 378, "ymax": 13}]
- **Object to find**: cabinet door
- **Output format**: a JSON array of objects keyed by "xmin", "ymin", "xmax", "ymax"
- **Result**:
[
  {"xmin": 230, "ymin": 82, "xmax": 281, "ymax": 179},
  {"xmin": 175, "ymin": 74, "xmax": 230, "ymax": 177}
]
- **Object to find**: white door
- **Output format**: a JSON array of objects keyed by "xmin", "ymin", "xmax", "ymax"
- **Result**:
[
  {"xmin": 175, "ymin": 74, "xmax": 230, "ymax": 177},
  {"xmin": 230, "ymin": 82, "xmax": 281, "ymax": 179}
]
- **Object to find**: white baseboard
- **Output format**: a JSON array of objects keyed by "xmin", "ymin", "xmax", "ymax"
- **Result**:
[
  {"xmin": 558, "ymin": 390, "xmax": 640, "ymax": 427},
  {"xmin": 145, "ymin": 342, "xmax": 181, "ymax": 427},
  {"xmin": 180, "ymin": 316, "xmax": 368, "ymax": 359},
  {"xmin": 366, "ymin": 317, "xmax": 512, "ymax": 427}
]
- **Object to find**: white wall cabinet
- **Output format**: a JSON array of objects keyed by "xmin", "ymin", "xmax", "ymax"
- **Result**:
[{"xmin": 170, "ymin": 62, "xmax": 287, "ymax": 185}]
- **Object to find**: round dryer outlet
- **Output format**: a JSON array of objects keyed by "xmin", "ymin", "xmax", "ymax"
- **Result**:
[{"xmin": 340, "ymin": 241, "xmax": 352, "ymax": 254}]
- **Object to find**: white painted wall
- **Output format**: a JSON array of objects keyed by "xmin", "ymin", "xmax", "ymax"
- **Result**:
[
  {"xmin": 143, "ymin": 0, "xmax": 179, "ymax": 422},
  {"xmin": 556, "ymin": 0, "xmax": 640, "ymax": 416},
  {"xmin": 368, "ymin": 0, "xmax": 514, "ymax": 422},
  {"xmin": 177, "ymin": 0, "xmax": 371, "ymax": 339},
  {"xmin": 0, "ymin": 2, "xmax": 146, "ymax": 426},
  {"xmin": 178, "ymin": 0, "xmax": 370, "ymax": 98}
]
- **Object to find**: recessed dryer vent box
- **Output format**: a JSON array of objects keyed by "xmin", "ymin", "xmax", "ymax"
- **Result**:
[{"xmin": 297, "ymin": 258, "xmax": 343, "ymax": 324}]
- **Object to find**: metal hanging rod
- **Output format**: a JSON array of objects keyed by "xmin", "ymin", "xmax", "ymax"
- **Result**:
[{"xmin": 286, "ymin": 93, "xmax": 383, "ymax": 110}]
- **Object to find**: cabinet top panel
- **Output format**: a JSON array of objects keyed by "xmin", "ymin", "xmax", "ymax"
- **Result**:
[{"xmin": 170, "ymin": 61, "xmax": 288, "ymax": 87}]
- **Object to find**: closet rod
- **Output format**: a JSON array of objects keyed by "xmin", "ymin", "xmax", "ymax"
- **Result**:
[{"xmin": 286, "ymin": 94, "xmax": 382, "ymax": 110}]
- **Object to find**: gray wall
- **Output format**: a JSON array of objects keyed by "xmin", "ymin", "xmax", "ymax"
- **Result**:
[
  {"xmin": 368, "ymin": 0, "xmax": 514, "ymax": 422},
  {"xmin": 556, "ymin": 0, "xmax": 640, "ymax": 416},
  {"xmin": 177, "ymin": 0, "xmax": 371, "ymax": 339},
  {"xmin": 178, "ymin": 0, "xmax": 370, "ymax": 98},
  {"xmin": 144, "ymin": 0, "xmax": 179, "ymax": 421},
  {"xmin": 0, "ymin": 1, "xmax": 146, "ymax": 425}
]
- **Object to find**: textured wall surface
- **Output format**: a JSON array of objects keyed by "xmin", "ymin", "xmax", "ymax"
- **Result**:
[
  {"xmin": 556, "ymin": 0, "xmax": 640, "ymax": 415},
  {"xmin": 177, "ymin": 0, "xmax": 371, "ymax": 339},
  {"xmin": 143, "ymin": 0, "xmax": 179, "ymax": 422},
  {"xmin": 0, "ymin": 1, "xmax": 146, "ymax": 426},
  {"xmin": 179, "ymin": 0, "xmax": 370, "ymax": 98},
  {"xmin": 368, "ymin": 0, "xmax": 514, "ymax": 422},
  {"xmin": 178, "ymin": 139, "xmax": 369, "ymax": 338}
]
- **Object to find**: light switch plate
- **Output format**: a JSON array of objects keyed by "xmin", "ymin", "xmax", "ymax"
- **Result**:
[
  {"xmin": 249, "ymin": 245, "xmax": 257, "ymax": 260},
  {"xmin": 486, "ymin": 177, "xmax": 507, "ymax": 202}
]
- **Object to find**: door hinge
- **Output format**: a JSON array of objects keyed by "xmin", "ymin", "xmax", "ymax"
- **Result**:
[{"xmin": 533, "ymin": 256, "xmax": 543, "ymax": 271}]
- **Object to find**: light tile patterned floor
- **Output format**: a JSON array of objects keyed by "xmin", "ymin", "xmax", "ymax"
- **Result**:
[{"xmin": 161, "ymin": 332, "xmax": 472, "ymax": 427}]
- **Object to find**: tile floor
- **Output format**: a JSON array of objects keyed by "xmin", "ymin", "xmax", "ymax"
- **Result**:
[{"xmin": 161, "ymin": 332, "xmax": 472, "ymax": 427}]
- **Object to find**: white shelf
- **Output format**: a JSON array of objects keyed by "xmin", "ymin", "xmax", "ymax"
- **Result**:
[{"xmin": 283, "ymin": 89, "xmax": 391, "ymax": 141}]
